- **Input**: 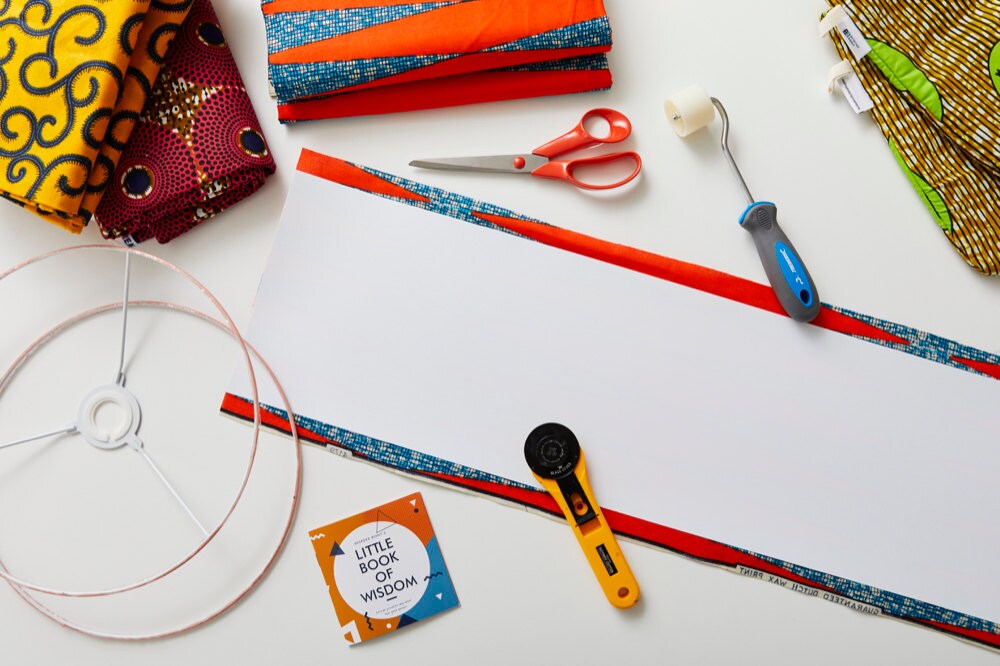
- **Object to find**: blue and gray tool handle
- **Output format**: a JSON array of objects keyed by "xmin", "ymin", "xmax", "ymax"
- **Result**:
[{"xmin": 739, "ymin": 202, "xmax": 821, "ymax": 323}]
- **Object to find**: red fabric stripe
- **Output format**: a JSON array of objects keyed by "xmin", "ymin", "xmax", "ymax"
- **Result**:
[
  {"xmin": 811, "ymin": 308, "xmax": 911, "ymax": 345},
  {"xmin": 278, "ymin": 68, "xmax": 612, "ymax": 121},
  {"xmin": 222, "ymin": 389, "xmax": 778, "ymax": 575},
  {"xmin": 296, "ymin": 149, "xmax": 429, "ymax": 202},
  {"xmin": 475, "ymin": 212, "xmax": 911, "ymax": 345},
  {"xmin": 922, "ymin": 620, "xmax": 1000, "ymax": 649},
  {"xmin": 423, "ymin": 472, "xmax": 833, "ymax": 589},
  {"xmin": 951, "ymin": 356, "xmax": 1000, "ymax": 381},
  {"xmin": 221, "ymin": 393, "xmax": 335, "ymax": 444}
]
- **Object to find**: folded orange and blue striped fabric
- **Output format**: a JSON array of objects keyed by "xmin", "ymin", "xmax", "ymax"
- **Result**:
[{"xmin": 261, "ymin": 0, "xmax": 614, "ymax": 121}]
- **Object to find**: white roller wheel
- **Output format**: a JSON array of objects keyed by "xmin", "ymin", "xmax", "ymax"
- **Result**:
[{"xmin": 664, "ymin": 85, "xmax": 717, "ymax": 137}]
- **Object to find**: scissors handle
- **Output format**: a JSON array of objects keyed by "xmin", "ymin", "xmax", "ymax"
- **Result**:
[
  {"xmin": 533, "ymin": 108, "xmax": 633, "ymax": 158},
  {"xmin": 531, "ymin": 151, "xmax": 642, "ymax": 190}
]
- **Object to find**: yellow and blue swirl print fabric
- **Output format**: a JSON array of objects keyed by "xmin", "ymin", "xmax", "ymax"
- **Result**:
[{"xmin": 0, "ymin": 0, "xmax": 150, "ymax": 232}]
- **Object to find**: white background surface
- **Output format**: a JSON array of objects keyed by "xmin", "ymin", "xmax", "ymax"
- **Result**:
[
  {"xmin": 1, "ymin": 0, "xmax": 999, "ymax": 663},
  {"xmin": 232, "ymin": 173, "xmax": 1000, "ymax": 622}
]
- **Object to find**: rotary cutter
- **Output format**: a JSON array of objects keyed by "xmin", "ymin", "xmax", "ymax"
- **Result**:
[
  {"xmin": 664, "ymin": 86, "xmax": 821, "ymax": 323},
  {"xmin": 524, "ymin": 423, "xmax": 639, "ymax": 609}
]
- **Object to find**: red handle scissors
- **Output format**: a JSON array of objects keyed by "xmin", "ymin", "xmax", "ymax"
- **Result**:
[{"xmin": 410, "ymin": 108, "xmax": 642, "ymax": 190}]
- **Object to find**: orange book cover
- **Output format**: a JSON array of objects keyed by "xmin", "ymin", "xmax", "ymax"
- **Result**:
[{"xmin": 308, "ymin": 492, "xmax": 460, "ymax": 645}]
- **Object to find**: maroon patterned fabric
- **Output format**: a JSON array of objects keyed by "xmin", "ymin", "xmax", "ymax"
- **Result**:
[{"xmin": 94, "ymin": 0, "xmax": 275, "ymax": 244}]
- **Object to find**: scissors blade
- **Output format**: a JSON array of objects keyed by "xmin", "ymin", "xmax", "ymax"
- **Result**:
[{"xmin": 409, "ymin": 154, "xmax": 546, "ymax": 174}]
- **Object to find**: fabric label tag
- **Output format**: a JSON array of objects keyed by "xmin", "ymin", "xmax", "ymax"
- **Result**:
[
  {"xmin": 736, "ymin": 566, "xmax": 882, "ymax": 616},
  {"xmin": 836, "ymin": 15, "xmax": 871, "ymax": 60},
  {"xmin": 837, "ymin": 71, "xmax": 875, "ymax": 113}
]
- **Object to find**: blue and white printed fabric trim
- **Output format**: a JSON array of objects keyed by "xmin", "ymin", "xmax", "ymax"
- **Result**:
[
  {"xmin": 360, "ymin": 164, "xmax": 543, "ymax": 239},
  {"xmin": 828, "ymin": 305, "xmax": 1000, "ymax": 377},
  {"xmin": 270, "ymin": 53, "xmax": 452, "ymax": 103},
  {"xmin": 498, "ymin": 53, "xmax": 610, "ymax": 74},
  {"xmin": 263, "ymin": 1, "xmax": 455, "ymax": 53},
  {"xmin": 746, "ymin": 550, "xmax": 1000, "ymax": 633},
  {"xmin": 484, "ymin": 17, "xmax": 611, "ymax": 53},
  {"xmin": 261, "ymin": 402, "xmax": 534, "ymax": 490}
]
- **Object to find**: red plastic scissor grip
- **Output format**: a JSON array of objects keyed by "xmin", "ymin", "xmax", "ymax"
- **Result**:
[
  {"xmin": 533, "ymin": 108, "xmax": 633, "ymax": 158},
  {"xmin": 531, "ymin": 151, "xmax": 642, "ymax": 190}
]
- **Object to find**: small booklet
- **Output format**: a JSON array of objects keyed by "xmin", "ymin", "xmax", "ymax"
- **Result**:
[{"xmin": 308, "ymin": 492, "xmax": 459, "ymax": 645}]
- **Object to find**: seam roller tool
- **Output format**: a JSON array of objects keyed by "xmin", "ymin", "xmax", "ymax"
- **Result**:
[
  {"xmin": 664, "ymin": 86, "xmax": 821, "ymax": 323},
  {"xmin": 524, "ymin": 423, "xmax": 639, "ymax": 608}
]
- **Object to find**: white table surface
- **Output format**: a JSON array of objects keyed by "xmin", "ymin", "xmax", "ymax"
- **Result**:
[{"xmin": 1, "ymin": 0, "xmax": 998, "ymax": 663}]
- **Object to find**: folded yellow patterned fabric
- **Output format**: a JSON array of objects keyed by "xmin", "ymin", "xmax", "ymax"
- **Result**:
[{"xmin": 0, "ymin": 0, "xmax": 151, "ymax": 231}]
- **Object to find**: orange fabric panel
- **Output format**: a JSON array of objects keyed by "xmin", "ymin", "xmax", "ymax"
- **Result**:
[{"xmin": 270, "ymin": 0, "xmax": 608, "ymax": 63}]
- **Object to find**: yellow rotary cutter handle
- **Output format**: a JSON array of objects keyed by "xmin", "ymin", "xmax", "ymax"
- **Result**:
[{"xmin": 524, "ymin": 423, "xmax": 639, "ymax": 608}]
